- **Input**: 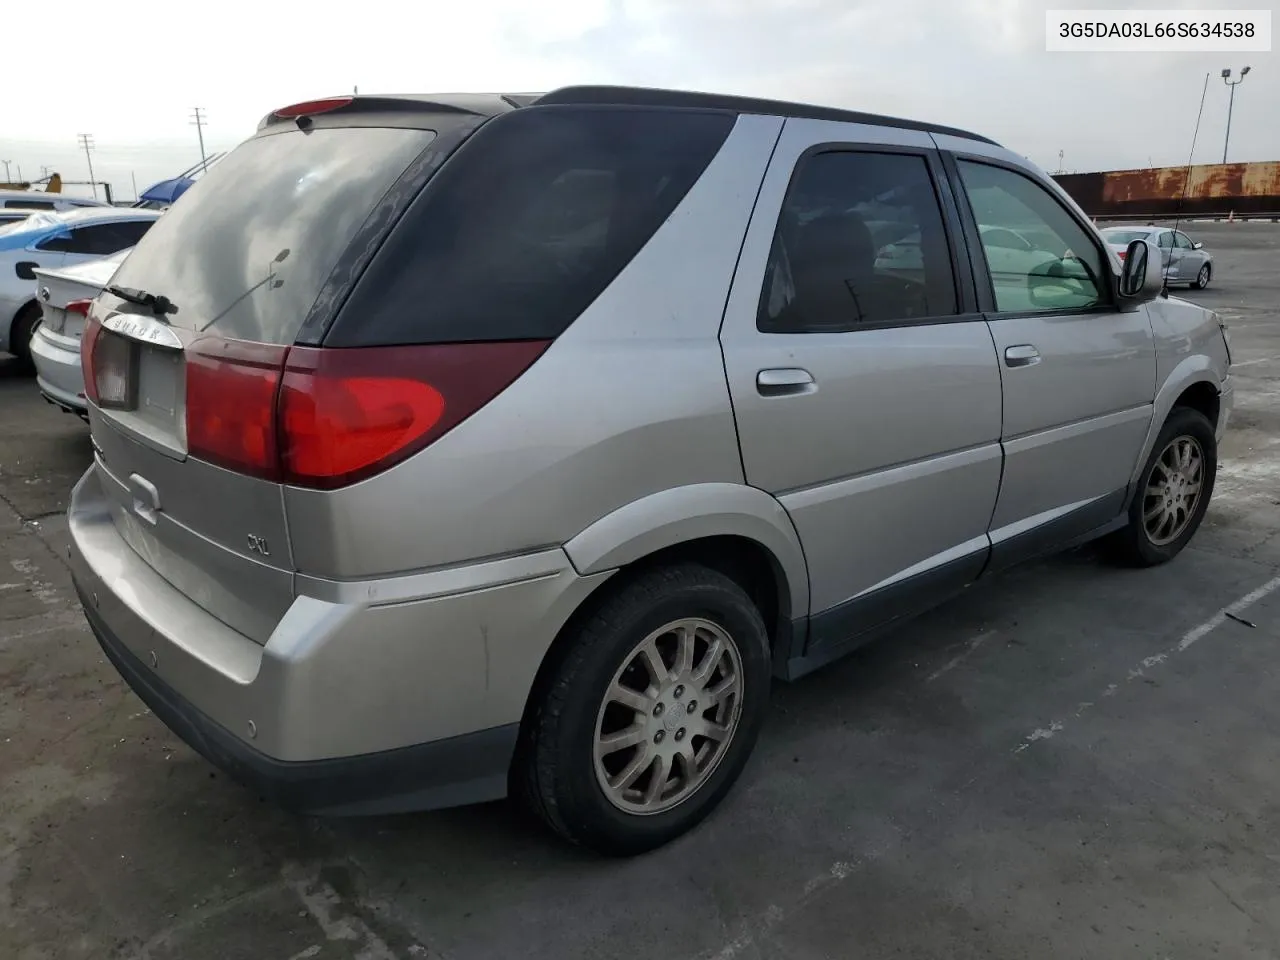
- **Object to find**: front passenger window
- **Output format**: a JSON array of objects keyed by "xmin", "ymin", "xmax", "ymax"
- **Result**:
[{"xmin": 957, "ymin": 160, "xmax": 1107, "ymax": 315}]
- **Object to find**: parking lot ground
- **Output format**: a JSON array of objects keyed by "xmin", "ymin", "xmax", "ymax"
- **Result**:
[{"xmin": 2, "ymin": 221, "xmax": 1279, "ymax": 960}]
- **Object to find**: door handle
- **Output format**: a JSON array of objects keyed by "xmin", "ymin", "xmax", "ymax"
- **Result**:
[
  {"xmin": 756, "ymin": 368, "xmax": 816, "ymax": 397},
  {"xmin": 1004, "ymin": 345, "xmax": 1041, "ymax": 368}
]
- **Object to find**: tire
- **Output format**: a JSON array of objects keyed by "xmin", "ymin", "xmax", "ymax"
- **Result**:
[
  {"xmin": 9, "ymin": 302, "xmax": 42, "ymax": 373},
  {"xmin": 1193, "ymin": 263, "xmax": 1211, "ymax": 290},
  {"xmin": 1107, "ymin": 406, "xmax": 1217, "ymax": 567},
  {"xmin": 517, "ymin": 563, "xmax": 770, "ymax": 856}
]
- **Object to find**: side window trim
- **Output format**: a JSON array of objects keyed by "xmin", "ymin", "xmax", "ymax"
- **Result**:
[
  {"xmin": 756, "ymin": 141, "xmax": 976, "ymax": 335},
  {"xmin": 939, "ymin": 150, "xmax": 1118, "ymax": 317}
]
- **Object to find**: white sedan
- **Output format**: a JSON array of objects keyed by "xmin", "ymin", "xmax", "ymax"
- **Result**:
[
  {"xmin": 0, "ymin": 207, "xmax": 159, "ymax": 369},
  {"xmin": 31, "ymin": 250, "xmax": 131, "ymax": 416}
]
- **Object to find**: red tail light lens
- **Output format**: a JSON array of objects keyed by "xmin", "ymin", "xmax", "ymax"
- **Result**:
[
  {"xmin": 278, "ymin": 341, "xmax": 549, "ymax": 489},
  {"xmin": 65, "ymin": 299, "xmax": 93, "ymax": 317},
  {"xmin": 186, "ymin": 338, "xmax": 288, "ymax": 481},
  {"xmin": 81, "ymin": 315, "xmax": 103, "ymax": 405},
  {"xmin": 179, "ymin": 338, "xmax": 549, "ymax": 490},
  {"xmin": 1117, "ymin": 250, "xmax": 1128, "ymax": 262}
]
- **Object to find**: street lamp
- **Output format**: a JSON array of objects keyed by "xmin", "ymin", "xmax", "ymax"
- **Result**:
[{"xmin": 1221, "ymin": 66, "xmax": 1251, "ymax": 164}]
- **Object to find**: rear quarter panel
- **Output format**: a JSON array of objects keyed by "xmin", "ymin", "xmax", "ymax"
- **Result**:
[{"xmin": 284, "ymin": 114, "xmax": 788, "ymax": 580}]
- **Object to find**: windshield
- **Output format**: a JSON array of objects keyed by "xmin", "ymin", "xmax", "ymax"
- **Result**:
[
  {"xmin": 1101, "ymin": 229, "xmax": 1153, "ymax": 245},
  {"xmin": 106, "ymin": 125, "xmax": 436, "ymax": 344}
]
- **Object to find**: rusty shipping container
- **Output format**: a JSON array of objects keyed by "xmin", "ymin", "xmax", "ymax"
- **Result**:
[{"xmin": 1054, "ymin": 161, "xmax": 1280, "ymax": 220}]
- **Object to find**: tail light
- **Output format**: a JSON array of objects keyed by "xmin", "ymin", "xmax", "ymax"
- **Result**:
[
  {"xmin": 81, "ymin": 315, "xmax": 104, "ymax": 405},
  {"xmin": 182, "ymin": 338, "xmax": 549, "ymax": 489},
  {"xmin": 65, "ymin": 299, "xmax": 92, "ymax": 317},
  {"xmin": 1116, "ymin": 250, "xmax": 1127, "ymax": 262}
]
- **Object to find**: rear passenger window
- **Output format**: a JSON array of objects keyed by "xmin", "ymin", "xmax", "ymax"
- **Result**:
[
  {"xmin": 330, "ymin": 107, "xmax": 735, "ymax": 346},
  {"xmin": 757, "ymin": 150, "xmax": 958, "ymax": 333}
]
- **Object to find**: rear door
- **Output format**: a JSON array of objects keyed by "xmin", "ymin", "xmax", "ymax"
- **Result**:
[
  {"xmin": 83, "ymin": 122, "xmax": 443, "ymax": 643},
  {"xmin": 720, "ymin": 119, "xmax": 1003, "ymax": 654},
  {"xmin": 945, "ymin": 152, "xmax": 1156, "ymax": 567}
]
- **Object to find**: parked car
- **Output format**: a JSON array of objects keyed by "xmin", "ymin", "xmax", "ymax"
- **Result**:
[
  {"xmin": 0, "ymin": 208, "xmax": 160, "ymax": 368},
  {"xmin": 0, "ymin": 209, "xmax": 37, "ymax": 227},
  {"xmin": 67, "ymin": 87, "xmax": 1232, "ymax": 856},
  {"xmin": 1099, "ymin": 225, "xmax": 1214, "ymax": 289},
  {"xmin": 0, "ymin": 188, "xmax": 108, "ymax": 213},
  {"xmin": 31, "ymin": 249, "xmax": 131, "ymax": 416}
]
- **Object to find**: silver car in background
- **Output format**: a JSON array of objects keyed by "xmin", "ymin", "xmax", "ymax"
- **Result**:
[
  {"xmin": 68, "ymin": 87, "xmax": 1233, "ymax": 856},
  {"xmin": 1100, "ymin": 225, "xmax": 1214, "ymax": 289},
  {"xmin": 31, "ymin": 250, "xmax": 131, "ymax": 416}
]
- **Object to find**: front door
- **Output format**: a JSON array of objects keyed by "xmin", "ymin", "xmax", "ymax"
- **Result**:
[
  {"xmin": 949, "ymin": 156, "xmax": 1157, "ymax": 568},
  {"xmin": 720, "ymin": 119, "xmax": 1004, "ymax": 657}
]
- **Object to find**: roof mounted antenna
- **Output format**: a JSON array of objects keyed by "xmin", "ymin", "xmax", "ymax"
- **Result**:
[{"xmin": 1166, "ymin": 72, "xmax": 1211, "ymax": 296}]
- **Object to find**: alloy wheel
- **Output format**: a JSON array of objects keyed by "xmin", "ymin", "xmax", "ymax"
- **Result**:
[
  {"xmin": 593, "ymin": 617, "xmax": 744, "ymax": 815},
  {"xmin": 1143, "ymin": 435, "xmax": 1205, "ymax": 546}
]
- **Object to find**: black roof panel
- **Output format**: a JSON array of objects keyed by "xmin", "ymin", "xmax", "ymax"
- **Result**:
[{"xmin": 534, "ymin": 85, "xmax": 998, "ymax": 146}]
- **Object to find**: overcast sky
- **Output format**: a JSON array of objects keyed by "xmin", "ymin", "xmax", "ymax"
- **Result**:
[{"xmin": 2, "ymin": 0, "xmax": 1275, "ymax": 201}]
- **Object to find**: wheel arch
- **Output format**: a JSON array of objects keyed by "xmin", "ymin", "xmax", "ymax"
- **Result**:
[
  {"xmin": 1127, "ymin": 360, "xmax": 1224, "ymax": 493},
  {"xmin": 512, "ymin": 485, "xmax": 810, "ymax": 762}
]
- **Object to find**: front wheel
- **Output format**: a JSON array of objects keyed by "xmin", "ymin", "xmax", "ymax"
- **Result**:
[
  {"xmin": 517, "ymin": 564, "xmax": 770, "ymax": 856},
  {"xmin": 1107, "ymin": 407, "xmax": 1217, "ymax": 566}
]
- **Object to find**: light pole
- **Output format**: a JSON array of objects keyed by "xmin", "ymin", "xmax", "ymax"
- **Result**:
[
  {"xmin": 1221, "ymin": 66, "xmax": 1251, "ymax": 164},
  {"xmin": 190, "ymin": 107, "xmax": 209, "ymax": 174},
  {"xmin": 77, "ymin": 134, "xmax": 97, "ymax": 199},
  {"xmin": 0, "ymin": 159, "xmax": 10, "ymax": 181}
]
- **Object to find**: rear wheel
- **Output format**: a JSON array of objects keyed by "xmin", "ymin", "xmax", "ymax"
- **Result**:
[
  {"xmin": 1107, "ymin": 407, "xmax": 1217, "ymax": 566},
  {"xmin": 1193, "ymin": 263, "xmax": 1211, "ymax": 290},
  {"xmin": 9, "ymin": 302, "xmax": 42, "ymax": 373},
  {"xmin": 517, "ymin": 564, "xmax": 770, "ymax": 856}
]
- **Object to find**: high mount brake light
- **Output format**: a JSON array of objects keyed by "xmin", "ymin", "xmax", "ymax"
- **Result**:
[{"xmin": 273, "ymin": 97, "xmax": 354, "ymax": 119}]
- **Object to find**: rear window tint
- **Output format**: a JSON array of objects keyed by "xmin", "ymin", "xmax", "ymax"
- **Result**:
[
  {"xmin": 106, "ymin": 126, "xmax": 435, "ymax": 344},
  {"xmin": 328, "ymin": 106, "xmax": 736, "ymax": 346}
]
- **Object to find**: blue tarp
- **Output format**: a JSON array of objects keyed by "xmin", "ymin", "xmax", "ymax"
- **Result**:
[{"xmin": 139, "ymin": 176, "xmax": 195, "ymax": 205}]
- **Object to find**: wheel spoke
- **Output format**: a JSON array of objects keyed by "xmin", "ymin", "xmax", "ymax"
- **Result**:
[
  {"xmin": 674, "ymin": 623, "xmax": 697, "ymax": 680},
  {"xmin": 1144, "ymin": 500, "xmax": 1164, "ymax": 523},
  {"xmin": 693, "ymin": 636, "xmax": 723, "ymax": 685},
  {"xmin": 641, "ymin": 755, "xmax": 668, "ymax": 806},
  {"xmin": 598, "ymin": 724, "xmax": 647, "ymax": 755},
  {"xmin": 610, "ymin": 746, "xmax": 654, "ymax": 791},
  {"xmin": 1185, "ymin": 479, "xmax": 1201, "ymax": 495},
  {"xmin": 702, "ymin": 722, "xmax": 732, "ymax": 743},
  {"xmin": 704, "ymin": 673, "xmax": 740, "ymax": 708},
  {"xmin": 1145, "ymin": 482, "xmax": 1164, "ymax": 498},
  {"xmin": 638, "ymin": 638, "xmax": 669, "ymax": 689},
  {"xmin": 607, "ymin": 682, "xmax": 652, "ymax": 715}
]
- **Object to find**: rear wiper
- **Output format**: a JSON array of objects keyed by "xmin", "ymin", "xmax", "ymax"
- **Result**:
[{"xmin": 107, "ymin": 284, "xmax": 177, "ymax": 320}]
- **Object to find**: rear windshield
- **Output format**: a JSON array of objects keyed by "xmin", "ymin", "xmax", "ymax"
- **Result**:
[
  {"xmin": 1101, "ymin": 229, "xmax": 1152, "ymax": 245},
  {"xmin": 328, "ymin": 106, "xmax": 736, "ymax": 346},
  {"xmin": 106, "ymin": 126, "xmax": 436, "ymax": 344}
]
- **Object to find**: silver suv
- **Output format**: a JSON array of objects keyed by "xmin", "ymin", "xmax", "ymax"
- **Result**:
[{"xmin": 68, "ymin": 87, "xmax": 1233, "ymax": 855}]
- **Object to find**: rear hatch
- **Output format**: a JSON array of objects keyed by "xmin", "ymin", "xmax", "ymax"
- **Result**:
[{"xmin": 82, "ymin": 105, "xmax": 460, "ymax": 643}]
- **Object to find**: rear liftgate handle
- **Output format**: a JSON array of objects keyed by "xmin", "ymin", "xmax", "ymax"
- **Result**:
[
  {"xmin": 756, "ymin": 368, "xmax": 816, "ymax": 397},
  {"xmin": 1004, "ymin": 345, "xmax": 1041, "ymax": 368}
]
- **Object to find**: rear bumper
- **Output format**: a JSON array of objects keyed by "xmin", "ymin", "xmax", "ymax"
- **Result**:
[
  {"xmin": 31, "ymin": 327, "xmax": 87, "ymax": 413},
  {"xmin": 81, "ymin": 592, "xmax": 518, "ymax": 815},
  {"xmin": 68, "ymin": 464, "xmax": 610, "ymax": 815}
]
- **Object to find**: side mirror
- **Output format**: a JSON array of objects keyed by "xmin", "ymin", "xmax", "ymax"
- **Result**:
[
  {"xmin": 1119, "ymin": 239, "xmax": 1163, "ymax": 303},
  {"xmin": 1192, "ymin": 241, "xmax": 1204, "ymax": 250}
]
